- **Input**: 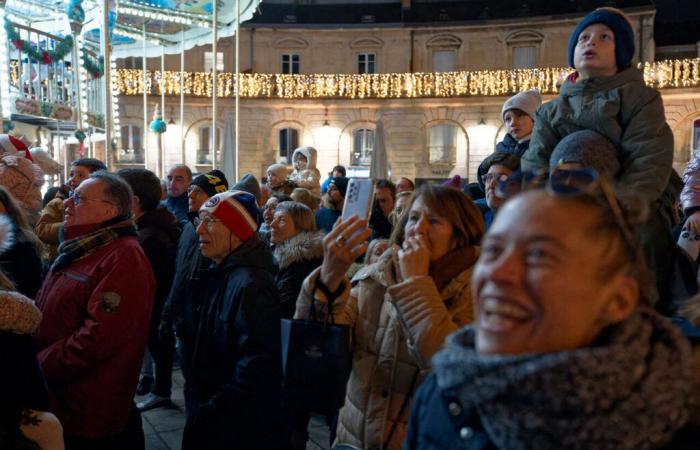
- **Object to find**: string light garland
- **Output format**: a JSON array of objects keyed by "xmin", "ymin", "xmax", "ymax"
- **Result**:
[{"xmin": 114, "ymin": 58, "xmax": 700, "ymax": 99}]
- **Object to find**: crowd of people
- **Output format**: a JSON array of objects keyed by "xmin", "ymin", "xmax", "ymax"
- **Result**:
[{"xmin": 2, "ymin": 6, "xmax": 700, "ymax": 450}]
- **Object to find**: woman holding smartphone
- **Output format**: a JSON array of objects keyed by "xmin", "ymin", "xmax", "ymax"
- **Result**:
[{"xmin": 294, "ymin": 183, "xmax": 485, "ymax": 450}]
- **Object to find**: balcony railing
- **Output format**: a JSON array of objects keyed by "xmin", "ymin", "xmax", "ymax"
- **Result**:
[
  {"xmin": 113, "ymin": 58, "xmax": 700, "ymax": 100},
  {"xmin": 5, "ymin": 23, "xmax": 104, "ymax": 126}
]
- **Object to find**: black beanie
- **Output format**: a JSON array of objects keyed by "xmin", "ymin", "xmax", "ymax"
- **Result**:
[
  {"xmin": 190, "ymin": 170, "xmax": 229, "ymax": 197},
  {"xmin": 329, "ymin": 176, "xmax": 349, "ymax": 198}
]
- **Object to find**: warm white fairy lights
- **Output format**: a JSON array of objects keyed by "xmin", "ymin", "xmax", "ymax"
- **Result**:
[
  {"xmin": 77, "ymin": 35, "xmax": 89, "ymax": 126},
  {"xmin": 113, "ymin": 58, "xmax": 700, "ymax": 99},
  {"xmin": 0, "ymin": 4, "xmax": 12, "ymax": 120},
  {"xmin": 111, "ymin": 55, "xmax": 121, "ymax": 139}
]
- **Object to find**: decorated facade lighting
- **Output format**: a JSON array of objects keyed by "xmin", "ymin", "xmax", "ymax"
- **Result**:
[{"xmin": 114, "ymin": 58, "xmax": 700, "ymax": 99}]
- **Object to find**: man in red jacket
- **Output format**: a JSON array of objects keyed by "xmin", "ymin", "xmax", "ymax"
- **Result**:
[{"xmin": 35, "ymin": 171, "xmax": 155, "ymax": 450}]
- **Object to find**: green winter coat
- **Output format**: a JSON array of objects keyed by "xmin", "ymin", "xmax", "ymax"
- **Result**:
[{"xmin": 522, "ymin": 67, "xmax": 674, "ymax": 210}]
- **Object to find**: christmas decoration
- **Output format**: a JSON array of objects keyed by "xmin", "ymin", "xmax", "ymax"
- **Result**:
[
  {"xmin": 4, "ymin": 18, "xmax": 73, "ymax": 65},
  {"xmin": 114, "ymin": 58, "xmax": 700, "ymax": 99}
]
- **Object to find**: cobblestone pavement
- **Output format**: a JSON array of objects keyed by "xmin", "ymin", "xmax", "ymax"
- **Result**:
[{"xmin": 138, "ymin": 369, "xmax": 331, "ymax": 450}]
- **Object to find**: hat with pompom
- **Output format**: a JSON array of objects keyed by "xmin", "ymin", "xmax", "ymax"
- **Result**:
[{"xmin": 199, "ymin": 190, "xmax": 260, "ymax": 242}]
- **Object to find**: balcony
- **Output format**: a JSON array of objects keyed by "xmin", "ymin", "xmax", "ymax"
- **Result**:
[{"xmin": 3, "ymin": 22, "xmax": 104, "ymax": 129}]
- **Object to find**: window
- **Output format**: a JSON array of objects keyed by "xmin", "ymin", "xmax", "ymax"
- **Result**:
[
  {"xmin": 204, "ymin": 51, "xmax": 224, "ymax": 73},
  {"xmin": 432, "ymin": 51, "xmax": 455, "ymax": 73},
  {"xmin": 117, "ymin": 125, "xmax": 144, "ymax": 163},
  {"xmin": 197, "ymin": 125, "xmax": 222, "ymax": 165},
  {"xmin": 281, "ymin": 54, "xmax": 300, "ymax": 74},
  {"xmin": 694, "ymin": 118, "xmax": 700, "ymax": 152},
  {"xmin": 506, "ymin": 30, "xmax": 543, "ymax": 70},
  {"xmin": 279, "ymin": 128, "xmax": 299, "ymax": 164},
  {"xmin": 358, "ymin": 53, "xmax": 376, "ymax": 74},
  {"xmin": 512, "ymin": 46, "xmax": 536, "ymax": 69},
  {"xmin": 352, "ymin": 129, "xmax": 374, "ymax": 167},
  {"xmin": 429, "ymin": 124, "xmax": 457, "ymax": 164}
]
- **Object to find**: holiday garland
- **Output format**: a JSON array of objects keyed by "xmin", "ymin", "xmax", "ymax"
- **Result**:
[
  {"xmin": 3, "ymin": 16, "xmax": 104, "ymax": 79},
  {"xmin": 4, "ymin": 18, "xmax": 74, "ymax": 65}
]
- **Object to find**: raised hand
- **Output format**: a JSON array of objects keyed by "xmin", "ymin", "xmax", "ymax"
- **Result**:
[{"xmin": 319, "ymin": 215, "xmax": 371, "ymax": 292}]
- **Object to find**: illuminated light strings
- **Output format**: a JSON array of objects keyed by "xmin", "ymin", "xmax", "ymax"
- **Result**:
[{"xmin": 113, "ymin": 58, "xmax": 700, "ymax": 99}]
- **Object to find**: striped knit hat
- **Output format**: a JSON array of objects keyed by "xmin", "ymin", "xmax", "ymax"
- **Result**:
[{"xmin": 199, "ymin": 190, "xmax": 260, "ymax": 242}]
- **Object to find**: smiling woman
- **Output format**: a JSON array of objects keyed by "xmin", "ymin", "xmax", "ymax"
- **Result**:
[{"xmin": 404, "ymin": 189, "xmax": 700, "ymax": 450}]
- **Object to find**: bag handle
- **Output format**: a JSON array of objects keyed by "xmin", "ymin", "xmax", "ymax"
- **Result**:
[{"xmin": 310, "ymin": 277, "xmax": 345, "ymax": 326}]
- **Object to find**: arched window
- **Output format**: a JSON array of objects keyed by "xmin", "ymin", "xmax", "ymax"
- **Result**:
[
  {"xmin": 197, "ymin": 125, "xmax": 222, "ymax": 165},
  {"xmin": 279, "ymin": 128, "xmax": 299, "ymax": 164},
  {"xmin": 118, "ymin": 124, "xmax": 144, "ymax": 164},
  {"xmin": 352, "ymin": 128, "xmax": 374, "ymax": 166},
  {"xmin": 429, "ymin": 124, "xmax": 457, "ymax": 164}
]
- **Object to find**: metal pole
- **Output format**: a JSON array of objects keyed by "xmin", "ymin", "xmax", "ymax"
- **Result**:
[
  {"xmin": 142, "ymin": 25, "xmax": 149, "ymax": 171},
  {"xmin": 180, "ymin": 27, "xmax": 185, "ymax": 164},
  {"xmin": 160, "ymin": 46, "xmax": 165, "ymax": 177},
  {"xmin": 235, "ymin": 0, "xmax": 240, "ymax": 181},
  {"xmin": 101, "ymin": 0, "xmax": 112, "ymax": 168},
  {"xmin": 211, "ymin": 0, "xmax": 217, "ymax": 169}
]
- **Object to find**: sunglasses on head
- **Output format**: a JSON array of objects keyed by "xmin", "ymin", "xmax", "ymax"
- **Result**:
[{"xmin": 497, "ymin": 164, "xmax": 640, "ymax": 259}]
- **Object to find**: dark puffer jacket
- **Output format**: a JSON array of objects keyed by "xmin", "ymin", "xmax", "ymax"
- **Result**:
[
  {"xmin": 183, "ymin": 236, "xmax": 283, "ymax": 450},
  {"xmin": 162, "ymin": 219, "xmax": 209, "ymax": 338},
  {"xmin": 273, "ymin": 230, "xmax": 324, "ymax": 318}
]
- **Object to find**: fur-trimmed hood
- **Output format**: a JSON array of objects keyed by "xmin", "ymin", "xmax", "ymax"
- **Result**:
[
  {"xmin": 273, "ymin": 230, "xmax": 324, "ymax": 270},
  {"xmin": 292, "ymin": 146, "xmax": 318, "ymax": 169}
]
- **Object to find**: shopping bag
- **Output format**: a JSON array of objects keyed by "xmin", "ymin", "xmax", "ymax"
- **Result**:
[{"xmin": 280, "ymin": 305, "xmax": 352, "ymax": 415}]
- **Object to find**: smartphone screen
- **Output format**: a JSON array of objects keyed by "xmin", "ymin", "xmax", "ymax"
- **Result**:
[{"xmin": 341, "ymin": 178, "xmax": 376, "ymax": 221}]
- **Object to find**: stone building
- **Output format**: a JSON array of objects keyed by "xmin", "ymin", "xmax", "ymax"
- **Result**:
[{"xmin": 115, "ymin": 0, "xmax": 700, "ymax": 183}]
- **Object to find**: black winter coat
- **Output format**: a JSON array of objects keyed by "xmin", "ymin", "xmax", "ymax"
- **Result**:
[
  {"xmin": 184, "ymin": 236, "xmax": 283, "ymax": 450},
  {"xmin": 162, "ymin": 219, "xmax": 210, "ymax": 338},
  {"xmin": 272, "ymin": 231, "xmax": 323, "ymax": 319},
  {"xmin": 0, "ymin": 223, "xmax": 43, "ymax": 299},
  {"xmin": 136, "ymin": 206, "xmax": 180, "ymax": 328}
]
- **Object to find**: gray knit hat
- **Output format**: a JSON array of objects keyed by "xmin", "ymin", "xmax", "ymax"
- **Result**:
[
  {"xmin": 501, "ymin": 89, "xmax": 542, "ymax": 121},
  {"xmin": 232, "ymin": 173, "xmax": 262, "ymax": 205},
  {"xmin": 549, "ymin": 130, "xmax": 620, "ymax": 178}
]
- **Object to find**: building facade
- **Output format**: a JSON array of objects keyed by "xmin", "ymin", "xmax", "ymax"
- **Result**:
[{"xmin": 115, "ymin": 0, "xmax": 700, "ymax": 182}]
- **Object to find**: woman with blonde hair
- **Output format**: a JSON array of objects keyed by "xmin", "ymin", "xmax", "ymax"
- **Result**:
[{"xmin": 295, "ymin": 183, "xmax": 485, "ymax": 449}]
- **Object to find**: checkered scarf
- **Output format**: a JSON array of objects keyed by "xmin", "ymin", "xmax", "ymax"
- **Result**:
[{"xmin": 52, "ymin": 217, "xmax": 138, "ymax": 272}]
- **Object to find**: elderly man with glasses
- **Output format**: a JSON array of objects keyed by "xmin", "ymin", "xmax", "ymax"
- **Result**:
[
  {"xmin": 181, "ymin": 190, "xmax": 283, "ymax": 450},
  {"xmin": 34, "ymin": 171, "xmax": 156, "ymax": 450}
]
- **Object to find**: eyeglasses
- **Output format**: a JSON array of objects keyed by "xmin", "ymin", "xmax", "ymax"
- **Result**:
[
  {"xmin": 199, "ymin": 215, "xmax": 222, "ymax": 231},
  {"xmin": 69, "ymin": 192, "xmax": 115, "ymax": 206},
  {"xmin": 497, "ymin": 165, "xmax": 639, "ymax": 259},
  {"xmin": 481, "ymin": 172, "xmax": 511, "ymax": 186}
]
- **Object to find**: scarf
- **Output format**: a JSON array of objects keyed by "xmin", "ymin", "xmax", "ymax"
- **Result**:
[
  {"xmin": 429, "ymin": 246, "xmax": 478, "ymax": 292},
  {"xmin": 433, "ymin": 309, "xmax": 695, "ymax": 450},
  {"xmin": 52, "ymin": 217, "xmax": 138, "ymax": 272}
]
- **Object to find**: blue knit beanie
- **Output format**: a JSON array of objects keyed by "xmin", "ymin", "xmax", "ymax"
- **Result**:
[{"xmin": 567, "ymin": 8, "xmax": 635, "ymax": 70}]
